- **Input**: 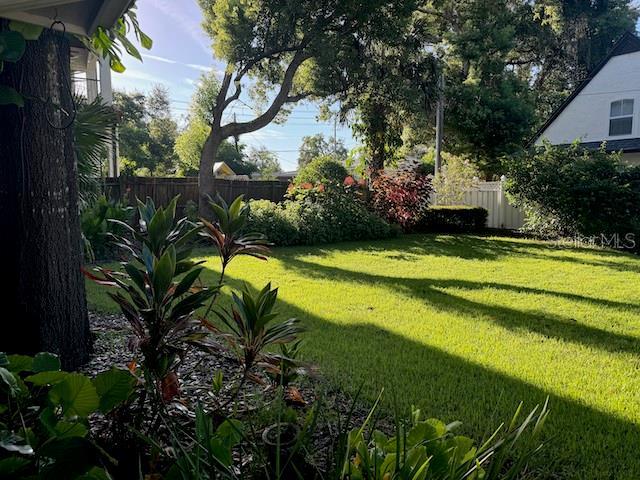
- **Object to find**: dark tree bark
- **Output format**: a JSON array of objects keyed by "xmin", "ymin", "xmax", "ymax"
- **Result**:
[{"xmin": 0, "ymin": 28, "xmax": 92, "ymax": 369}]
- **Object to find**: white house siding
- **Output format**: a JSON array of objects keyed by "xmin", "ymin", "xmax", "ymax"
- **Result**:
[{"xmin": 536, "ymin": 50, "xmax": 640, "ymax": 146}]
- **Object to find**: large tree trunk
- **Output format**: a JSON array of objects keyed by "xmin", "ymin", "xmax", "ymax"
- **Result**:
[
  {"xmin": 0, "ymin": 28, "xmax": 92, "ymax": 369},
  {"xmin": 198, "ymin": 132, "xmax": 223, "ymax": 215},
  {"xmin": 367, "ymin": 103, "xmax": 388, "ymax": 177}
]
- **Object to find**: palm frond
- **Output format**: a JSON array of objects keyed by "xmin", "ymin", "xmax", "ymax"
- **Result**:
[{"xmin": 73, "ymin": 94, "xmax": 117, "ymax": 210}]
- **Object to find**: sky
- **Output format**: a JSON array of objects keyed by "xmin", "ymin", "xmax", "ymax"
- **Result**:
[{"xmin": 111, "ymin": 0, "xmax": 357, "ymax": 171}]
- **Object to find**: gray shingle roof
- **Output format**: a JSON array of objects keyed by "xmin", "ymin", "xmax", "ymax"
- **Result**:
[{"xmin": 570, "ymin": 138, "xmax": 640, "ymax": 153}]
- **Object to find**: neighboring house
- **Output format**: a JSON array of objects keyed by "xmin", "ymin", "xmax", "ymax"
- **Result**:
[
  {"xmin": 0, "ymin": 0, "xmax": 132, "ymax": 176},
  {"xmin": 533, "ymin": 31, "xmax": 640, "ymax": 165},
  {"xmin": 213, "ymin": 161, "xmax": 249, "ymax": 180},
  {"xmin": 275, "ymin": 170, "xmax": 297, "ymax": 181}
]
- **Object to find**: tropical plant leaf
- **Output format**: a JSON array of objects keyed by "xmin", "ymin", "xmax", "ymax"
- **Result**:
[
  {"xmin": 93, "ymin": 368, "xmax": 136, "ymax": 413},
  {"xmin": 33, "ymin": 352, "xmax": 61, "ymax": 373},
  {"xmin": 0, "ymin": 31, "xmax": 26, "ymax": 62},
  {"xmin": 9, "ymin": 21, "xmax": 43, "ymax": 40},
  {"xmin": 49, "ymin": 373, "xmax": 99, "ymax": 418}
]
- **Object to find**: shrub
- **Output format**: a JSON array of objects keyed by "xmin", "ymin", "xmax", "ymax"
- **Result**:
[
  {"xmin": 246, "ymin": 187, "xmax": 397, "ymax": 246},
  {"xmin": 80, "ymin": 195, "xmax": 133, "ymax": 261},
  {"xmin": 370, "ymin": 170, "xmax": 433, "ymax": 231},
  {"xmin": 505, "ymin": 142, "xmax": 640, "ymax": 243},
  {"xmin": 247, "ymin": 199, "xmax": 299, "ymax": 246},
  {"xmin": 295, "ymin": 155, "xmax": 348, "ymax": 186},
  {"xmin": 432, "ymin": 152, "xmax": 480, "ymax": 204},
  {"xmin": 420, "ymin": 205, "xmax": 488, "ymax": 232}
]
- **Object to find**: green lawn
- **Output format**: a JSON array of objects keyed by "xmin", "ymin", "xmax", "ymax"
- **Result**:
[{"xmin": 86, "ymin": 234, "xmax": 640, "ymax": 479}]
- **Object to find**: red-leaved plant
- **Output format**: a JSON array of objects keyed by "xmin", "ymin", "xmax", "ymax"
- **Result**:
[{"xmin": 370, "ymin": 170, "xmax": 433, "ymax": 231}]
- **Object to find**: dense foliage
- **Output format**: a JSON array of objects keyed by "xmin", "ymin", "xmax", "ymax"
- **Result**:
[
  {"xmin": 370, "ymin": 170, "xmax": 433, "ymax": 231},
  {"xmin": 247, "ymin": 184, "xmax": 398, "ymax": 246},
  {"xmin": 244, "ymin": 199, "xmax": 299, "ymax": 246},
  {"xmin": 432, "ymin": 153, "xmax": 480, "ymax": 205},
  {"xmin": 298, "ymin": 133, "xmax": 348, "ymax": 168},
  {"xmin": 505, "ymin": 143, "xmax": 640, "ymax": 246},
  {"xmin": 85, "ymin": 197, "xmax": 214, "ymax": 393},
  {"xmin": 115, "ymin": 86, "xmax": 179, "ymax": 176},
  {"xmin": 295, "ymin": 156, "xmax": 349, "ymax": 186},
  {"xmin": 0, "ymin": 352, "xmax": 135, "ymax": 479},
  {"xmin": 420, "ymin": 206, "xmax": 488, "ymax": 232},
  {"xmin": 80, "ymin": 195, "xmax": 133, "ymax": 261}
]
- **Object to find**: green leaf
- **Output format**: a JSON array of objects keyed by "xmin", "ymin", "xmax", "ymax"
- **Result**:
[
  {"xmin": 49, "ymin": 373, "xmax": 99, "ymax": 418},
  {"xmin": 93, "ymin": 368, "xmax": 136, "ymax": 413},
  {"xmin": 9, "ymin": 21, "xmax": 43, "ymax": 40},
  {"xmin": 6, "ymin": 354, "xmax": 32, "ymax": 373},
  {"xmin": 0, "ymin": 368, "xmax": 19, "ymax": 397},
  {"xmin": 173, "ymin": 267, "xmax": 203, "ymax": 298},
  {"xmin": 110, "ymin": 57, "xmax": 126, "ymax": 73},
  {"xmin": 33, "ymin": 352, "xmax": 61, "ymax": 372},
  {"xmin": 25, "ymin": 371, "xmax": 68, "ymax": 386},
  {"xmin": 212, "ymin": 370, "xmax": 223, "ymax": 393},
  {"xmin": 0, "ymin": 31, "xmax": 26, "ymax": 62},
  {"xmin": 0, "ymin": 457, "xmax": 31, "ymax": 475},
  {"xmin": 0, "ymin": 85, "xmax": 24, "ymax": 107},
  {"xmin": 139, "ymin": 32, "xmax": 153, "ymax": 50},
  {"xmin": 53, "ymin": 420, "xmax": 88, "ymax": 439},
  {"xmin": 153, "ymin": 245, "xmax": 176, "ymax": 297},
  {"xmin": 78, "ymin": 466, "xmax": 112, "ymax": 480}
]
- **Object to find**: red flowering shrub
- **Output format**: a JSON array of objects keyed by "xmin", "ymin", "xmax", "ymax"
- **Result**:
[{"xmin": 370, "ymin": 170, "xmax": 433, "ymax": 231}]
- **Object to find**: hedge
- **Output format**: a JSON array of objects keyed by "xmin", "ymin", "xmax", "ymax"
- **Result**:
[{"xmin": 420, "ymin": 206, "xmax": 488, "ymax": 232}]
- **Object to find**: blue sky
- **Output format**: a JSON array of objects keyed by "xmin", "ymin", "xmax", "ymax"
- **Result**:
[{"xmin": 111, "ymin": 0, "xmax": 357, "ymax": 171}]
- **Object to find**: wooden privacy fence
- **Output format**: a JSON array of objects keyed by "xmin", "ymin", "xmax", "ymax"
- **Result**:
[
  {"xmin": 104, "ymin": 176, "xmax": 290, "ymax": 212},
  {"xmin": 432, "ymin": 179, "xmax": 526, "ymax": 230}
]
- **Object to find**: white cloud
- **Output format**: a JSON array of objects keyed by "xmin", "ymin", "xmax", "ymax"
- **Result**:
[
  {"xmin": 186, "ymin": 63, "xmax": 213, "ymax": 72},
  {"xmin": 142, "ymin": 53, "xmax": 177, "ymax": 64},
  {"xmin": 116, "ymin": 68, "xmax": 165, "ymax": 83}
]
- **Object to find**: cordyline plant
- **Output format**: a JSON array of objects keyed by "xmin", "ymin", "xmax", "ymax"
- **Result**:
[
  {"xmin": 84, "ymin": 196, "xmax": 214, "ymax": 401},
  {"xmin": 200, "ymin": 194, "xmax": 271, "ymax": 317},
  {"xmin": 201, "ymin": 194, "xmax": 270, "ymax": 276},
  {"xmin": 205, "ymin": 283, "xmax": 303, "ymax": 405}
]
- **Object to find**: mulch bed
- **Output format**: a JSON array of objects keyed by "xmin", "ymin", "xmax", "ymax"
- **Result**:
[{"xmin": 83, "ymin": 312, "xmax": 388, "ymax": 474}]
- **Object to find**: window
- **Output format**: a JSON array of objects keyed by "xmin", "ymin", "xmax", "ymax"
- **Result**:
[{"xmin": 609, "ymin": 99, "xmax": 634, "ymax": 136}]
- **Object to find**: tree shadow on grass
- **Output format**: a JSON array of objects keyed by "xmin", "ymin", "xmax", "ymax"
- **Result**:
[
  {"xmin": 277, "ymin": 257, "xmax": 640, "ymax": 357},
  {"xmin": 210, "ymin": 271, "xmax": 640, "ymax": 480},
  {"xmin": 282, "ymin": 234, "xmax": 640, "ymax": 274}
]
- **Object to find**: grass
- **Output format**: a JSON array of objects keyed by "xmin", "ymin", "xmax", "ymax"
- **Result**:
[{"xmin": 86, "ymin": 234, "xmax": 640, "ymax": 479}]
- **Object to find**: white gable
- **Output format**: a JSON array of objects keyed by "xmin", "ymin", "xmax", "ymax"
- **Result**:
[{"xmin": 536, "ymin": 50, "xmax": 640, "ymax": 145}]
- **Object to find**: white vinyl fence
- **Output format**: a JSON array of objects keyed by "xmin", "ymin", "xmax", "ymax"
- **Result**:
[{"xmin": 431, "ymin": 179, "xmax": 526, "ymax": 230}]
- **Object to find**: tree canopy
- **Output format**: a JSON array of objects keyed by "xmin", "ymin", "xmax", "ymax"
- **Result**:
[
  {"xmin": 194, "ymin": 0, "xmax": 422, "ymax": 211},
  {"xmin": 115, "ymin": 85, "xmax": 178, "ymax": 176},
  {"xmin": 298, "ymin": 133, "xmax": 348, "ymax": 167}
]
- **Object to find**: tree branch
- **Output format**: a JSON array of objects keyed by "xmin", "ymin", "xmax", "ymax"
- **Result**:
[{"xmin": 220, "ymin": 49, "xmax": 311, "ymax": 138}]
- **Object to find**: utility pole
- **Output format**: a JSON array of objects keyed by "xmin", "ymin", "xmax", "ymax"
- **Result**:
[
  {"xmin": 435, "ymin": 68, "xmax": 445, "ymax": 175},
  {"xmin": 333, "ymin": 113, "xmax": 338, "ymax": 156}
]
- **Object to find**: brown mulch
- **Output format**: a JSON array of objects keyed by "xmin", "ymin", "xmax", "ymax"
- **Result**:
[{"xmin": 83, "ymin": 311, "xmax": 390, "ymax": 473}]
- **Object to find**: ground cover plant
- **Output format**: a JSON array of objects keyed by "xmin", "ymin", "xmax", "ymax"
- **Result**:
[{"xmin": 87, "ymin": 233, "xmax": 640, "ymax": 479}]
